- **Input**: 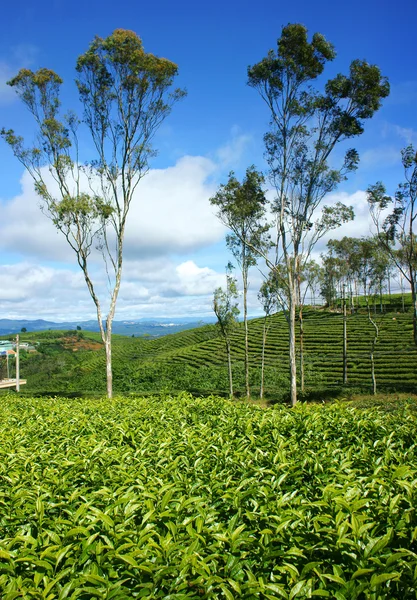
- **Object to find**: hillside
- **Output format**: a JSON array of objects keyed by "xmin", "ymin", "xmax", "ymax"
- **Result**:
[{"xmin": 2, "ymin": 305, "xmax": 416, "ymax": 398}]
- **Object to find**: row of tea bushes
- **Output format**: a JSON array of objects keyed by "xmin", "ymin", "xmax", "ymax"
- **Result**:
[{"xmin": 1, "ymin": 394, "xmax": 416, "ymax": 598}]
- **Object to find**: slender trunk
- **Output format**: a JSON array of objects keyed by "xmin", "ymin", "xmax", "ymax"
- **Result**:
[
  {"xmin": 80, "ymin": 259, "xmax": 119, "ymax": 400},
  {"xmin": 297, "ymin": 273, "xmax": 304, "ymax": 393},
  {"xmin": 343, "ymin": 285, "xmax": 348, "ymax": 385},
  {"xmin": 15, "ymin": 334, "xmax": 20, "ymax": 392},
  {"xmin": 260, "ymin": 316, "xmax": 268, "ymax": 400},
  {"xmin": 105, "ymin": 335, "xmax": 113, "ymax": 399},
  {"xmin": 411, "ymin": 279, "xmax": 417, "ymax": 346},
  {"xmin": 370, "ymin": 345, "xmax": 377, "ymax": 395},
  {"xmin": 226, "ymin": 338, "xmax": 233, "ymax": 398},
  {"xmin": 299, "ymin": 305, "xmax": 304, "ymax": 393},
  {"xmin": 367, "ymin": 300, "xmax": 379, "ymax": 395},
  {"xmin": 388, "ymin": 275, "xmax": 391, "ymax": 309},
  {"xmin": 380, "ymin": 281, "xmax": 383, "ymax": 314},
  {"xmin": 401, "ymin": 276, "xmax": 405, "ymax": 313},
  {"xmin": 103, "ymin": 234, "xmax": 125, "ymax": 399},
  {"xmin": 243, "ymin": 267, "xmax": 250, "ymax": 400},
  {"xmin": 289, "ymin": 290, "xmax": 297, "ymax": 407}
]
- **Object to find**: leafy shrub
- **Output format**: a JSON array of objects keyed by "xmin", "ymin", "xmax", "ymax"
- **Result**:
[{"xmin": 0, "ymin": 395, "xmax": 416, "ymax": 598}]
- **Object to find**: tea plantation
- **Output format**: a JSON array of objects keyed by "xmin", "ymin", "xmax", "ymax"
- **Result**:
[
  {"xmin": 8, "ymin": 307, "xmax": 417, "ymax": 398},
  {"xmin": 1, "ymin": 394, "xmax": 416, "ymax": 598}
]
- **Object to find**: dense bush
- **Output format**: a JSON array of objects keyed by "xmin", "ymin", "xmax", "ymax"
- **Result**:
[{"xmin": 0, "ymin": 394, "xmax": 416, "ymax": 598}]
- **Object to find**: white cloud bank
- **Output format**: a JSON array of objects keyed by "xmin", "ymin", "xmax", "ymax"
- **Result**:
[
  {"xmin": 0, "ymin": 152, "xmax": 231, "ymax": 319},
  {"xmin": 0, "ymin": 258, "xmax": 226, "ymax": 321},
  {"xmin": 0, "ymin": 154, "xmax": 224, "ymax": 262},
  {"xmin": 0, "ymin": 143, "xmax": 384, "ymax": 320}
]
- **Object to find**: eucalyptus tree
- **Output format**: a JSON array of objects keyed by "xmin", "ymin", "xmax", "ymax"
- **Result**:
[
  {"xmin": 327, "ymin": 237, "xmax": 362, "ymax": 311},
  {"xmin": 210, "ymin": 166, "xmax": 268, "ymax": 399},
  {"xmin": 320, "ymin": 253, "xmax": 342, "ymax": 309},
  {"xmin": 213, "ymin": 264, "xmax": 240, "ymax": 398},
  {"xmin": 302, "ymin": 260, "xmax": 323, "ymax": 308},
  {"xmin": 296, "ymin": 259, "xmax": 324, "ymax": 391},
  {"xmin": 1, "ymin": 30, "xmax": 185, "ymax": 398},
  {"xmin": 367, "ymin": 145, "xmax": 417, "ymax": 343},
  {"xmin": 257, "ymin": 274, "xmax": 279, "ymax": 399},
  {"xmin": 247, "ymin": 23, "xmax": 389, "ymax": 405}
]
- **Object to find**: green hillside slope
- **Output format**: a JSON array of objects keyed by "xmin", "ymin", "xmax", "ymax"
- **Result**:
[{"xmin": 3, "ymin": 307, "xmax": 416, "ymax": 398}]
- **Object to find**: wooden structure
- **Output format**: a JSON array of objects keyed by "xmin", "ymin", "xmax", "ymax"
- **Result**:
[
  {"xmin": 0, "ymin": 379, "xmax": 27, "ymax": 389},
  {"xmin": 0, "ymin": 335, "xmax": 26, "ymax": 391}
]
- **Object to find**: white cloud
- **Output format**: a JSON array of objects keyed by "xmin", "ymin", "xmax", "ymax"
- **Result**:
[
  {"xmin": 215, "ymin": 130, "xmax": 252, "ymax": 168},
  {"xmin": 124, "ymin": 155, "xmax": 224, "ymax": 257},
  {"xmin": 0, "ymin": 45, "xmax": 38, "ymax": 104},
  {"xmin": 0, "ymin": 62, "xmax": 16, "ymax": 104},
  {"xmin": 393, "ymin": 125, "xmax": 417, "ymax": 146},
  {"xmin": 175, "ymin": 260, "xmax": 224, "ymax": 295},
  {"xmin": 0, "ymin": 263, "xmax": 93, "ymax": 319},
  {"xmin": 0, "ymin": 142, "xmax": 239, "ymax": 319},
  {"xmin": 0, "ymin": 257, "xmax": 226, "ymax": 320},
  {"xmin": 0, "ymin": 154, "xmax": 224, "ymax": 262}
]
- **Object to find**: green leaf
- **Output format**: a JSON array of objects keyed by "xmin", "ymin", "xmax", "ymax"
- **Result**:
[{"xmin": 370, "ymin": 572, "xmax": 400, "ymax": 587}]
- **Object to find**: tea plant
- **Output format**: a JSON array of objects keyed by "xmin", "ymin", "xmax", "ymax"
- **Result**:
[{"xmin": 1, "ymin": 394, "xmax": 416, "ymax": 598}]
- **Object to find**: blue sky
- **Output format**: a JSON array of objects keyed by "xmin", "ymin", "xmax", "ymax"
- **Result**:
[{"xmin": 0, "ymin": 0, "xmax": 416, "ymax": 320}]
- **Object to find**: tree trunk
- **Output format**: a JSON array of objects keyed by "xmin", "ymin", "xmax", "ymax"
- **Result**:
[
  {"xmin": 299, "ymin": 305, "xmax": 304, "ymax": 393},
  {"xmin": 367, "ymin": 300, "xmax": 379, "ymax": 395},
  {"xmin": 411, "ymin": 279, "xmax": 417, "ymax": 346},
  {"xmin": 289, "ymin": 291, "xmax": 297, "ymax": 407},
  {"xmin": 105, "ymin": 335, "xmax": 113, "ymax": 399},
  {"xmin": 380, "ymin": 281, "xmax": 383, "ymax": 313},
  {"xmin": 297, "ymin": 273, "xmax": 304, "ymax": 393},
  {"xmin": 260, "ymin": 316, "xmax": 267, "ymax": 400},
  {"xmin": 243, "ymin": 267, "xmax": 250, "ymax": 400},
  {"xmin": 387, "ymin": 275, "xmax": 391, "ymax": 310},
  {"xmin": 370, "ymin": 347, "xmax": 377, "ymax": 395},
  {"xmin": 350, "ymin": 280, "xmax": 355, "ymax": 314},
  {"xmin": 355, "ymin": 279, "xmax": 358, "ymax": 310},
  {"xmin": 343, "ymin": 285, "xmax": 348, "ymax": 384},
  {"xmin": 226, "ymin": 339, "xmax": 233, "ymax": 398}
]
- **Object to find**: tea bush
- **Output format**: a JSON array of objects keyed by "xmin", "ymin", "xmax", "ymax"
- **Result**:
[{"xmin": 1, "ymin": 394, "xmax": 416, "ymax": 598}]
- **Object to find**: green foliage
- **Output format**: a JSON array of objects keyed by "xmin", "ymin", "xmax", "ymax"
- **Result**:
[
  {"xmin": 213, "ymin": 265, "xmax": 240, "ymax": 339},
  {"xmin": 367, "ymin": 146, "xmax": 417, "ymax": 344},
  {"xmin": 7, "ymin": 307, "xmax": 416, "ymax": 400},
  {"xmin": 1, "ymin": 29, "xmax": 186, "ymax": 398},
  {"xmin": 0, "ymin": 395, "xmax": 416, "ymax": 598}
]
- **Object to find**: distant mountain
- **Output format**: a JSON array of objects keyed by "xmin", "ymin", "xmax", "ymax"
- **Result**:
[{"xmin": 0, "ymin": 317, "xmax": 216, "ymax": 338}]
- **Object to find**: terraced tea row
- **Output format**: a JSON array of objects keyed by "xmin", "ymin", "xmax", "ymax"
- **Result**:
[{"xmin": 5, "ymin": 309, "xmax": 416, "ymax": 396}]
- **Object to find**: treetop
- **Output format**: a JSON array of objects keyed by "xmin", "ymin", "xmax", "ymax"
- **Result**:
[
  {"xmin": 76, "ymin": 29, "xmax": 180, "ymax": 90},
  {"xmin": 248, "ymin": 23, "xmax": 336, "ymax": 89}
]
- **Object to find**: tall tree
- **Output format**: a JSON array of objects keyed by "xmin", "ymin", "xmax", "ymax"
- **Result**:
[
  {"xmin": 257, "ymin": 274, "xmax": 279, "ymax": 400},
  {"xmin": 302, "ymin": 259, "xmax": 322, "ymax": 308},
  {"xmin": 247, "ymin": 23, "xmax": 389, "ymax": 405},
  {"xmin": 297, "ymin": 259, "xmax": 323, "ymax": 391},
  {"xmin": 210, "ymin": 166, "xmax": 268, "ymax": 400},
  {"xmin": 367, "ymin": 145, "xmax": 417, "ymax": 343},
  {"xmin": 213, "ymin": 265, "xmax": 240, "ymax": 398},
  {"xmin": 2, "ymin": 30, "xmax": 185, "ymax": 398}
]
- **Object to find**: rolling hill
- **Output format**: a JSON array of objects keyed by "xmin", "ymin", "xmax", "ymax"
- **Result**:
[{"xmin": 2, "ymin": 304, "xmax": 416, "ymax": 399}]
